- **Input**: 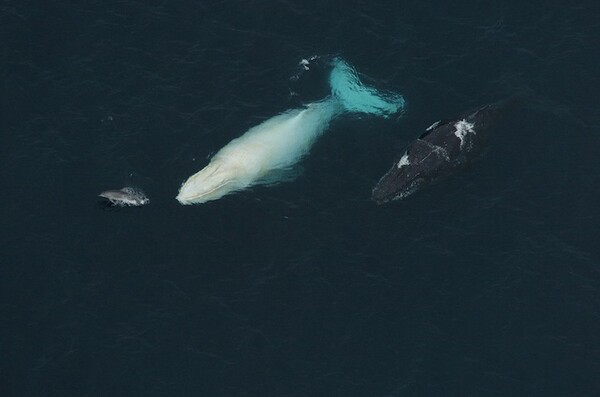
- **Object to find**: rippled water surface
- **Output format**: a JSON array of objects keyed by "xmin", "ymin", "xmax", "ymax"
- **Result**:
[{"xmin": 2, "ymin": 1, "xmax": 599, "ymax": 396}]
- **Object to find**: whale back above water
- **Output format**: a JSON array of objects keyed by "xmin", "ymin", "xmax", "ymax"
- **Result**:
[{"xmin": 372, "ymin": 101, "xmax": 507, "ymax": 204}]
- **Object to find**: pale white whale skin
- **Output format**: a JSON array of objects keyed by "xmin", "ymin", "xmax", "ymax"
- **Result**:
[
  {"xmin": 176, "ymin": 56, "xmax": 405, "ymax": 205},
  {"xmin": 176, "ymin": 101, "xmax": 340, "ymax": 204}
]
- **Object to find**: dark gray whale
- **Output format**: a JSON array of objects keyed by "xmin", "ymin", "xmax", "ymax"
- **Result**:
[{"xmin": 372, "ymin": 101, "xmax": 507, "ymax": 204}]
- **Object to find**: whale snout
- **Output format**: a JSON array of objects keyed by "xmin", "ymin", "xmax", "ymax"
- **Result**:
[
  {"xmin": 176, "ymin": 162, "xmax": 245, "ymax": 205},
  {"xmin": 175, "ymin": 188, "xmax": 197, "ymax": 205},
  {"xmin": 176, "ymin": 177, "xmax": 229, "ymax": 205}
]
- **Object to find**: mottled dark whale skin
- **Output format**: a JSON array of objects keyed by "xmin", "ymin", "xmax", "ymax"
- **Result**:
[{"xmin": 372, "ymin": 101, "xmax": 506, "ymax": 204}]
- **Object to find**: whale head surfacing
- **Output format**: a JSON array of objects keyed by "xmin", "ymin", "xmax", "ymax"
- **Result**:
[
  {"xmin": 176, "ymin": 106, "xmax": 335, "ymax": 205},
  {"xmin": 176, "ymin": 160, "xmax": 253, "ymax": 205},
  {"xmin": 372, "ymin": 102, "xmax": 507, "ymax": 204}
]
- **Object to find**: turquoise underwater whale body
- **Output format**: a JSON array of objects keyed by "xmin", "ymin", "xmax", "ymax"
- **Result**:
[{"xmin": 176, "ymin": 56, "xmax": 406, "ymax": 205}]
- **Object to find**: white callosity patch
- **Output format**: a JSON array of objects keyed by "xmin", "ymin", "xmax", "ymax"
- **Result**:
[
  {"xmin": 397, "ymin": 152, "xmax": 410, "ymax": 168},
  {"xmin": 453, "ymin": 119, "xmax": 476, "ymax": 148}
]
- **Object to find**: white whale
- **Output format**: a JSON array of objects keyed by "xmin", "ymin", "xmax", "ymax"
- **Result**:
[{"xmin": 176, "ymin": 56, "xmax": 405, "ymax": 205}]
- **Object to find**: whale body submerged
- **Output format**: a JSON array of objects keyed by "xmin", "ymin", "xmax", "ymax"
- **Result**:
[
  {"xmin": 176, "ymin": 56, "xmax": 405, "ymax": 205},
  {"xmin": 372, "ymin": 101, "xmax": 507, "ymax": 204}
]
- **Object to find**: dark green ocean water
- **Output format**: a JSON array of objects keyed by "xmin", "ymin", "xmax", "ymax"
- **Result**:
[{"xmin": 2, "ymin": 1, "xmax": 599, "ymax": 396}]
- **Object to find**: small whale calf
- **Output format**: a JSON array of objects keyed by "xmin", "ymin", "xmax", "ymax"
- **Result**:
[
  {"xmin": 99, "ymin": 187, "xmax": 149, "ymax": 206},
  {"xmin": 372, "ymin": 101, "xmax": 507, "ymax": 204}
]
